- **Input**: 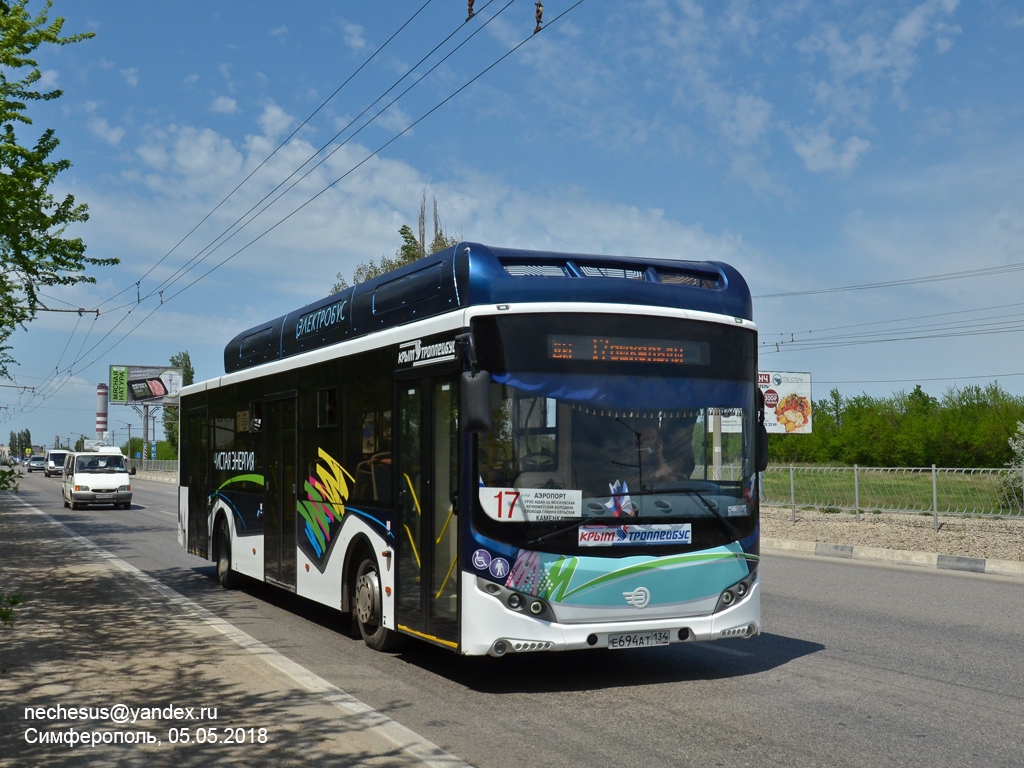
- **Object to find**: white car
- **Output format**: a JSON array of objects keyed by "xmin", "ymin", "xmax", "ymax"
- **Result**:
[{"xmin": 61, "ymin": 450, "xmax": 135, "ymax": 510}]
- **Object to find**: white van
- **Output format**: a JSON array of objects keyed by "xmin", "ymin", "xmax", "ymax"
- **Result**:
[
  {"xmin": 61, "ymin": 448, "xmax": 135, "ymax": 510},
  {"xmin": 44, "ymin": 449, "xmax": 68, "ymax": 478}
]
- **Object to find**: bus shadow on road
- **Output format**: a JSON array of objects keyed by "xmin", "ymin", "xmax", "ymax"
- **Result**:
[
  {"xmin": 393, "ymin": 632, "xmax": 824, "ymax": 693},
  {"xmin": 173, "ymin": 564, "xmax": 825, "ymax": 693}
]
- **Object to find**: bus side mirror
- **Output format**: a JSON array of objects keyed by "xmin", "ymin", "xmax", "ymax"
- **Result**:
[
  {"xmin": 755, "ymin": 387, "xmax": 769, "ymax": 472},
  {"xmin": 461, "ymin": 370, "xmax": 492, "ymax": 433}
]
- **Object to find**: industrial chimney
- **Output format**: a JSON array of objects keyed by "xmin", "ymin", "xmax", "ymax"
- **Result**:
[{"xmin": 96, "ymin": 383, "xmax": 109, "ymax": 440}]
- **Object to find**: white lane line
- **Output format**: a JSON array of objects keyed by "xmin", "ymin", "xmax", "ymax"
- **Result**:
[{"xmin": 8, "ymin": 493, "xmax": 475, "ymax": 768}]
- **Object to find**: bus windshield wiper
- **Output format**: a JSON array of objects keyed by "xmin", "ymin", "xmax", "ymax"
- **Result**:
[
  {"xmin": 524, "ymin": 518, "xmax": 597, "ymax": 548},
  {"xmin": 665, "ymin": 487, "xmax": 739, "ymax": 542}
]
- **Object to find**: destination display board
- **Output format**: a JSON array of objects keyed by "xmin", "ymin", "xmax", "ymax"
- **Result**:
[{"xmin": 548, "ymin": 335, "xmax": 709, "ymax": 365}]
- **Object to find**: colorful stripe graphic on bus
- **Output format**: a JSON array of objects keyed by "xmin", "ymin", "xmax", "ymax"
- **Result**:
[
  {"xmin": 297, "ymin": 447, "xmax": 356, "ymax": 571},
  {"xmin": 209, "ymin": 474, "xmax": 265, "ymax": 535},
  {"xmin": 494, "ymin": 545, "xmax": 757, "ymax": 608}
]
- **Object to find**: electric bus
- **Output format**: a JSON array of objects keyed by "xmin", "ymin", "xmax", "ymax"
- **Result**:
[{"xmin": 177, "ymin": 242, "xmax": 766, "ymax": 656}]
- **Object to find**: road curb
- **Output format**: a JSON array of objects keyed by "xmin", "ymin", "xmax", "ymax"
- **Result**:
[
  {"xmin": 132, "ymin": 471, "xmax": 177, "ymax": 484},
  {"xmin": 763, "ymin": 538, "xmax": 1024, "ymax": 578}
]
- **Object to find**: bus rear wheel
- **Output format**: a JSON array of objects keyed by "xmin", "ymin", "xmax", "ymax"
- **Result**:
[
  {"xmin": 353, "ymin": 555, "xmax": 401, "ymax": 652},
  {"xmin": 216, "ymin": 519, "xmax": 239, "ymax": 589}
]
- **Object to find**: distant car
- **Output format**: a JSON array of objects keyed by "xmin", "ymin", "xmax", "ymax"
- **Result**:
[
  {"xmin": 27, "ymin": 456, "xmax": 46, "ymax": 472},
  {"xmin": 44, "ymin": 450, "xmax": 68, "ymax": 478}
]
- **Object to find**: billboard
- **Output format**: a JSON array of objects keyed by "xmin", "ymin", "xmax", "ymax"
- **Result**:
[
  {"xmin": 109, "ymin": 365, "xmax": 184, "ymax": 406},
  {"xmin": 758, "ymin": 371, "xmax": 812, "ymax": 434}
]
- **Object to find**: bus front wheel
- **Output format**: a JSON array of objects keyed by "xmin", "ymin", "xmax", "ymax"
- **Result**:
[
  {"xmin": 353, "ymin": 555, "xmax": 401, "ymax": 652},
  {"xmin": 216, "ymin": 519, "xmax": 239, "ymax": 589}
]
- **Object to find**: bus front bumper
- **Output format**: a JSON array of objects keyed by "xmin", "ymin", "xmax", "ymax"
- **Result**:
[{"xmin": 461, "ymin": 575, "xmax": 761, "ymax": 657}]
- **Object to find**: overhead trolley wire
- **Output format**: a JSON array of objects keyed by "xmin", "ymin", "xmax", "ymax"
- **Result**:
[
  {"xmin": 754, "ymin": 259, "xmax": 1024, "ymax": 299},
  {"xmin": 145, "ymin": 0, "xmax": 507, "ymax": 307},
  {"xmin": 94, "ymin": 0, "xmax": 442, "ymax": 313},
  {"xmin": 56, "ymin": 0, "xmax": 513, "ymax": 380},
  {"xmin": 159, "ymin": 0, "xmax": 584, "ymax": 306},
  {"xmin": 8, "ymin": 0, "xmax": 457, "ymax": 421},
  {"xmin": 3, "ymin": 1, "xmax": 589, "ymax": 424}
]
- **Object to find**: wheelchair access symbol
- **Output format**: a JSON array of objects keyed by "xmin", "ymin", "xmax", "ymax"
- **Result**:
[{"xmin": 472, "ymin": 548, "xmax": 510, "ymax": 580}]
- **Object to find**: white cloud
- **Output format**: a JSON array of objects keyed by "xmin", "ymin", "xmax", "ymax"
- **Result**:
[
  {"xmin": 38, "ymin": 69, "xmax": 59, "ymax": 91},
  {"xmin": 211, "ymin": 96, "xmax": 239, "ymax": 114},
  {"xmin": 121, "ymin": 67, "xmax": 139, "ymax": 87},
  {"xmin": 87, "ymin": 116, "xmax": 125, "ymax": 146},
  {"xmin": 256, "ymin": 102, "xmax": 293, "ymax": 139},
  {"xmin": 270, "ymin": 25, "xmax": 288, "ymax": 37},
  {"xmin": 136, "ymin": 142, "xmax": 168, "ymax": 170},
  {"xmin": 342, "ymin": 22, "xmax": 366, "ymax": 51},
  {"xmin": 798, "ymin": 0, "xmax": 961, "ymax": 111},
  {"xmin": 790, "ymin": 125, "xmax": 870, "ymax": 173},
  {"xmin": 375, "ymin": 104, "xmax": 412, "ymax": 136}
]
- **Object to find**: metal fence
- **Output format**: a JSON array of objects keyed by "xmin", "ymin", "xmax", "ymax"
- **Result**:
[
  {"xmin": 127, "ymin": 459, "xmax": 178, "ymax": 475},
  {"xmin": 125, "ymin": 459, "xmax": 1024, "ymax": 523},
  {"xmin": 762, "ymin": 465, "xmax": 1024, "ymax": 525}
]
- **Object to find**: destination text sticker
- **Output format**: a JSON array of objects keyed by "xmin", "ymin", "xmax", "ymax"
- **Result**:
[
  {"xmin": 578, "ymin": 524, "xmax": 692, "ymax": 547},
  {"xmin": 480, "ymin": 487, "xmax": 582, "ymax": 522}
]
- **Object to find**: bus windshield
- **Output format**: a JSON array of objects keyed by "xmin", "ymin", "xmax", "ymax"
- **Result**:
[
  {"xmin": 472, "ymin": 313, "xmax": 758, "ymax": 553},
  {"xmin": 75, "ymin": 454, "xmax": 128, "ymax": 473}
]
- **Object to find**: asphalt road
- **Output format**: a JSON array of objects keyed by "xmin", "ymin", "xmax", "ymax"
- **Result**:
[{"xmin": 12, "ymin": 471, "xmax": 1024, "ymax": 768}]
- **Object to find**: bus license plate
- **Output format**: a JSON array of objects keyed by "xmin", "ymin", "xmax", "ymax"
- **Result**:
[{"xmin": 607, "ymin": 630, "xmax": 671, "ymax": 649}]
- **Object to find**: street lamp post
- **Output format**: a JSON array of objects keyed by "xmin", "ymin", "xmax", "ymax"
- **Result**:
[{"xmin": 114, "ymin": 420, "xmax": 133, "ymax": 467}]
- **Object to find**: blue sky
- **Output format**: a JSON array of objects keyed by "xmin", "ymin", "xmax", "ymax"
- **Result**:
[{"xmin": 4, "ymin": 0, "xmax": 1024, "ymax": 449}]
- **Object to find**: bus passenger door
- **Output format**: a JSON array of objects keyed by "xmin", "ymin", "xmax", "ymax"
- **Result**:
[
  {"xmin": 184, "ymin": 407, "xmax": 209, "ymax": 558},
  {"xmin": 264, "ymin": 396, "xmax": 297, "ymax": 589},
  {"xmin": 395, "ymin": 377, "xmax": 459, "ymax": 647}
]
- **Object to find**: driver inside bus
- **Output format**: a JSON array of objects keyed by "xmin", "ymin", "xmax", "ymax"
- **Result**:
[
  {"xmin": 631, "ymin": 417, "xmax": 697, "ymax": 487},
  {"xmin": 659, "ymin": 416, "xmax": 697, "ymax": 480}
]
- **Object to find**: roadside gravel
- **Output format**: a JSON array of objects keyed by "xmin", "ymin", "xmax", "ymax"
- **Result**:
[{"xmin": 761, "ymin": 505, "xmax": 1024, "ymax": 563}]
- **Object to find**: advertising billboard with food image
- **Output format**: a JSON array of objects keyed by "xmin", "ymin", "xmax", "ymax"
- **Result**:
[
  {"xmin": 109, "ymin": 365, "xmax": 184, "ymax": 405},
  {"xmin": 758, "ymin": 371, "xmax": 812, "ymax": 434}
]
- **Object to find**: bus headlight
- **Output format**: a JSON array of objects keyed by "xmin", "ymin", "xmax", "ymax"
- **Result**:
[
  {"xmin": 479, "ymin": 577, "xmax": 553, "ymax": 620},
  {"xmin": 714, "ymin": 571, "xmax": 757, "ymax": 614}
]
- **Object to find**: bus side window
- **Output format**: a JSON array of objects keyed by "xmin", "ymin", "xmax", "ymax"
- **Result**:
[
  {"xmin": 345, "ymin": 392, "xmax": 392, "ymax": 503},
  {"xmin": 318, "ymin": 388, "xmax": 338, "ymax": 428},
  {"xmin": 250, "ymin": 401, "xmax": 263, "ymax": 432}
]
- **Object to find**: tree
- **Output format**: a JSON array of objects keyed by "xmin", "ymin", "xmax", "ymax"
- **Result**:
[
  {"xmin": 161, "ymin": 350, "xmax": 195, "ymax": 451},
  {"xmin": 1, "ymin": 1, "xmax": 114, "ymax": 377},
  {"xmin": 330, "ymin": 192, "xmax": 459, "ymax": 294}
]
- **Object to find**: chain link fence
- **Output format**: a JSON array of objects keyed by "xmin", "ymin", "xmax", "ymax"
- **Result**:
[{"xmin": 762, "ymin": 465, "xmax": 1024, "ymax": 527}]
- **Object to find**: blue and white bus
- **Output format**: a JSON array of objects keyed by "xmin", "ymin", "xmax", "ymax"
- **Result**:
[{"xmin": 178, "ymin": 242, "xmax": 766, "ymax": 656}]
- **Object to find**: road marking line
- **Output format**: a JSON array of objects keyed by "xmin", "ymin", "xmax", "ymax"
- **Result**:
[{"xmin": 7, "ymin": 493, "xmax": 475, "ymax": 768}]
